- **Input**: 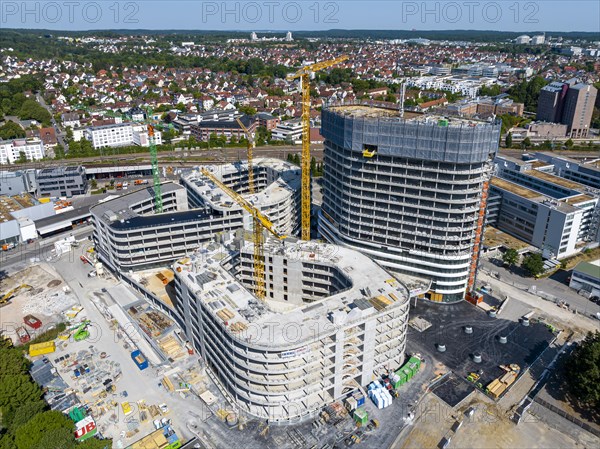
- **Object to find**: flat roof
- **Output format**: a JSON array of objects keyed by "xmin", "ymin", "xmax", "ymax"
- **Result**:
[
  {"xmin": 573, "ymin": 261, "xmax": 600, "ymax": 280},
  {"xmin": 483, "ymin": 227, "xmax": 530, "ymax": 250},
  {"xmin": 0, "ymin": 195, "xmax": 29, "ymax": 223},
  {"xmin": 564, "ymin": 194, "xmax": 596, "ymax": 205},
  {"xmin": 90, "ymin": 182, "xmax": 182, "ymax": 223},
  {"xmin": 328, "ymin": 104, "xmax": 496, "ymax": 127},
  {"xmin": 526, "ymin": 169, "xmax": 585, "ymax": 191},
  {"xmin": 184, "ymin": 158, "xmax": 300, "ymax": 214},
  {"xmin": 491, "ymin": 177, "xmax": 542, "ymax": 199},
  {"xmin": 175, "ymin": 238, "xmax": 409, "ymax": 348}
]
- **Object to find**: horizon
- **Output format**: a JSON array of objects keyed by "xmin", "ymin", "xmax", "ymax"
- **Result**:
[{"xmin": 1, "ymin": 1, "xmax": 599, "ymax": 33}]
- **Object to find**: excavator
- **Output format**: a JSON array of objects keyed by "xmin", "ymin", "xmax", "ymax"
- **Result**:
[
  {"xmin": 73, "ymin": 320, "xmax": 91, "ymax": 342},
  {"xmin": 0, "ymin": 284, "xmax": 33, "ymax": 307}
]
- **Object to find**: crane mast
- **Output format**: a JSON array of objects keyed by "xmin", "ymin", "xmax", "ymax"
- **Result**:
[{"xmin": 287, "ymin": 56, "xmax": 349, "ymax": 240}]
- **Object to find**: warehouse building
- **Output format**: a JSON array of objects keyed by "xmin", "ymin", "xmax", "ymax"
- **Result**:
[
  {"xmin": 174, "ymin": 237, "xmax": 410, "ymax": 423},
  {"xmin": 318, "ymin": 104, "xmax": 500, "ymax": 303},
  {"xmin": 92, "ymin": 159, "xmax": 301, "ymax": 272},
  {"xmin": 488, "ymin": 155, "xmax": 600, "ymax": 258}
]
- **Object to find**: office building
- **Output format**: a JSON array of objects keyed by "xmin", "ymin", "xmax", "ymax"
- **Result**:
[
  {"xmin": 561, "ymin": 83, "xmax": 597, "ymax": 138},
  {"xmin": 174, "ymin": 238, "xmax": 410, "ymax": 422},
  {"xmin": 0, "ymin": 138, "xmax": 45, "ymax": 165},
  {"xmin": 189, "ymin": 113, "xmax": 255, "ymax": 142},
  {"xmin": 92, "ymin": 159, "xmax": 301, "ymax": 272},
  {"xmin": 537, "ymin": 81, "xmax": 570, "ymax": 124},
  {"xmin": 489, "ymin": 155, "xmax": 600, "ymax": 258},
  {"xmin": 532, "ymin": 152, "xmax": 600, "ymax": 189},
  {"xmin": 0, "ymin": 170, "xmax": 37, "ymax": 196},
  {"xmin": 537, "ymin": 81, "xmax": 597, "ymax": 138},
  {"xmin": 36, "ymin": 166, "xmax": 88, "ymax": 198},
  {"xmin": 318, "ymin": 105, "xmax": 500, "ymax": 302}
]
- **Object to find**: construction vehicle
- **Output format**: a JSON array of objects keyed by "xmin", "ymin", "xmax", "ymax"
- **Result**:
[
  {"xmin": 1, "ymin": 284, "xmax": 33, "ymax": 306},
  {"xmin": 24, "ymin": 314, "xmax": 42, "ymax": 329},
  {"xmin": 73, "ymin": 320, "xmax": 91, "ymax": 341},
  {"xmin": 16, "ymin": 326, "xmax": 30, "ymax": 344},
  {"xmin": 201, "ymin": 168, "xmax": 286, "ymax": 300},
  {"xmin": 287, "ymin": 55, "xmax": 349, "ymax": 240},
  {"xmin": 2, "ymin": 242, "xmax": 15, "ymax": 251}
]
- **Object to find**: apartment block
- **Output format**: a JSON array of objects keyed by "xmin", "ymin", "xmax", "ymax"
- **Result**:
[
  {"xmin": 36, "ymin": 166, "xmax": 88, "ymax": 198},
  {"xmin": 84, "ymin": 123, "xmax": 162, "ymax": 149},
  {"xmin": 0, "ymin": 138, "xmax": 45, "ymax": 165},
  {"xmin": 174, "ymin": 238, "xmax": 410, "ymax": 422},
  {"xmin": 271, "ymin": 120, "xmax": 303, "ymax": 144},
  {"xmin": 489, "ymin": 155, "xmax": 600, "ymax": 258},
  {"xmin": 319, "ymin": 105, "xmax": 500, "ymax": 303}
]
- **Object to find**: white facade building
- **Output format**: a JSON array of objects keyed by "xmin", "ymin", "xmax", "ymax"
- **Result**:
[
  {"xmin": 85, "ymin": 123, "xmax": 162, "ymax": 149},
  {"xmin": 0, "ymin": 139, "xmax": 45, "ymax": 165}
]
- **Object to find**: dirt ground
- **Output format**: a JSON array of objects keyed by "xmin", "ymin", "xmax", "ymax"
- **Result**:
[
  {"xmin": 0, "ymin": 264, "xmax": 73, "ymax": 343},
  {"xmin": 398, "ymin": 394, "xmax": 582, "ymax": 449}
]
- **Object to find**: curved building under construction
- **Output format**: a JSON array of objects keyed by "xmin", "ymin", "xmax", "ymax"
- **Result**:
[{"xmin": 318, "ymin": 105, "xmax": 500, "ymax": 303}]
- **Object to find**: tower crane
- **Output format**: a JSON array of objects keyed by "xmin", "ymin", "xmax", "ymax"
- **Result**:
[
  {"xmin": 287, "ymin": 55, "xmax": 349, "ymax": 240},
  {"xmin": 200, "ymin": 168, "xmax": 286, "ymax": 300},
  {"xmin": 235, "ymin": 117, "xmax": 256, "ymax": 194}
]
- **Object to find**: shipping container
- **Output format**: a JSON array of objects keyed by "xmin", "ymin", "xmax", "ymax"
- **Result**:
[
  {"xmin": 131, "ymin": 350, "xmax": 148, "ymax": 370},
  {"xmin": 345, "ymin": 397, "xmax": 358, "ymax": 412},
  {"xmin": 408, "ymin": 356, "xmax": 421, "ymax": 370},
  {"xmin": 353, "ymin": 392, "xmax": 365, "ymax": 407},
  {"xmin": 24, "ymin": 315, "xmax": 42, "ymax": 329},
  {"xmin": 353, "ymin": 408, "xmax": 369, "ymax": 426},
  {"xmin": 395, "ymin": 370, "xmax": 408, "ymax": 386},
  {"xmin": 402, "ymin": 367, "xmax": 413, "ymax": 381},
  {"xmin": 29, "ymin": 341, "xmax": 56, "ymax": 357}
]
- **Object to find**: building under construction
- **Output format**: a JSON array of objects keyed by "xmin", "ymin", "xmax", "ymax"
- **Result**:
[
  {"xmin": 173, "ymin": 236, "xmax": 410, "ymax": 423},
  {"xmin": 91, "ymin": 159, "xmax": 301, "ymax": 272},
  {"xmin": 318, "ymin": 104, "xmax": 501, "ymax": 303}
]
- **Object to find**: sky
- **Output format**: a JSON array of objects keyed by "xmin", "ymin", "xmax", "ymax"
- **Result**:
[{"xmin": 1, "ymin": 1, "xmax": 599, "ymax": 33}]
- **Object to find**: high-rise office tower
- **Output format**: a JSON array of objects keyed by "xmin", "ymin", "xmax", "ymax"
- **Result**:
[{"xmin": 319, "ymin": 105, "xmax": 500, "ymax": 303}]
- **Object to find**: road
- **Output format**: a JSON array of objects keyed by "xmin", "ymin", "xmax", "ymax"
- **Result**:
[
  {"xmin": 36, "ymin": 93, "xmax": 68, "ymax": 152},
  {"xmin": 0, "ymin": 225, "xmax": 93, "ymax": 271},
  {"xmin": 480, "ymin": 257, "xmax": 600, "ymax": 318},
  {"xmin": 499, "ymin": 148, "xmax": 600, "ymax": 160}
]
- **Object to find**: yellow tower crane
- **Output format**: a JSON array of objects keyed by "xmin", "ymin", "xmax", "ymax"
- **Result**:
[
  {"xmin": 287, "ymin": 55, "xmax": 349, "ymax": 241},
  {"xmin": 235, "ymin": 117, "xmax": 256, "ymax": 194},
  {"xmin": 200, "ymin": 168, "xmax": 286, "ymax": 300}
]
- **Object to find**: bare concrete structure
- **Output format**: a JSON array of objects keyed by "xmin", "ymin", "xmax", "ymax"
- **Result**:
[{"xmin": 174, "ymin": 237, "xmax": 410, "ymax": 423}]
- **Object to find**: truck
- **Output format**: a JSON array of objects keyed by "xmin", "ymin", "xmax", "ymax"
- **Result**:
[
  {"xmin": 24, "ymin": 314, "xmax": 42, "ymax": 329},
  {"xmin": 134, "ymin": 179, "xmax": 149, "ymax": 185},
  {"xmin": 131, "ymin": 350, "xmax": 149, "ymax": 370},
  {"xmin": 16, "ymin": 326, "xmax": 30, "ymax": 344}
]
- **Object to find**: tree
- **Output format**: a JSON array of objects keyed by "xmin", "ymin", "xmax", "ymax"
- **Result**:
[
  {"xmin": 505, "ymin": 132, "xmax": 513, "ymax": 148},
  {"xmin": 65, "ymin": 127, "xmax": 73, "ymax": 140},
  {"xmin": 238, "ymin": 105, "xmax": 256, "ymax": 116},
  {"xmin": 14, "ymin": 410, "xmax": 73, "ymax": 449},
  {"xmin": 565, "ymin": 138, "xmax": 574, "ymax": 149},
  {"xmin": 90, "ymin": 179, "xmax": 97, "ymax": 190},
  {"xmin": 521, "ymin": 137, "xmax": 532, "ymax": 149},
  {"xmin": 310, "ymin": 156, "xmax": 317, "ymax": 175},
  {"xmin": 0, "ymin": 121, "xmax": 26, "ymax": 140},
  {"xmin": 16, "ymin": 151, "xmax": 27, "ymax": 164},
  {"xmin": 564, "ymin": 331, "xmax": 600, "ymax": 409},
  {"xmin": 521, "ymin": 253, "xmax": 544, "ymax": 277},
  {"xmin": 502, "ymin": 248, "xmax": 519, "ymax": 269},
  {"xmin": 53, "ymin": 144, "xmax": 65, "ymax": 160}
]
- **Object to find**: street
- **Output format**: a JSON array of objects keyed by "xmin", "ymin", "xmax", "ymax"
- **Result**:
[{"xmin": 480, "ymin": 257, "xmax": 600, "ymax": 318}]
